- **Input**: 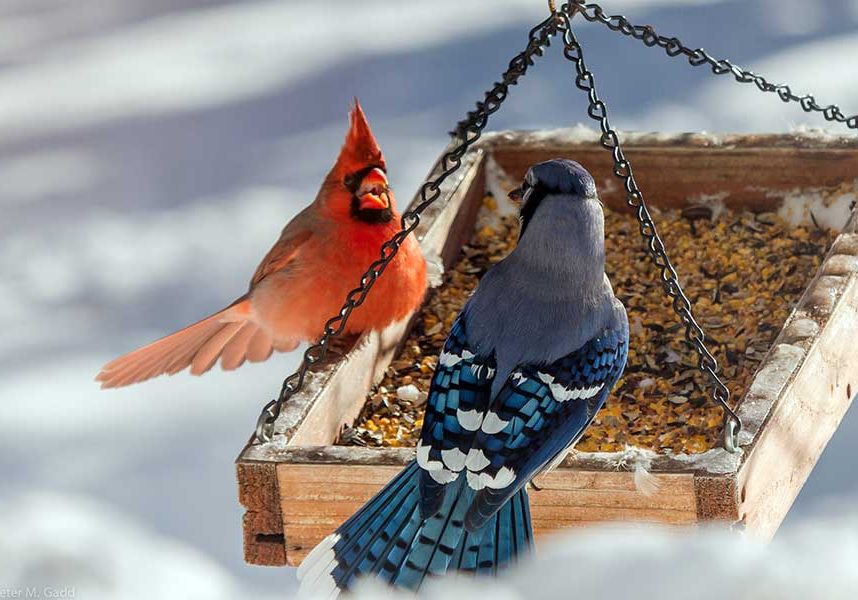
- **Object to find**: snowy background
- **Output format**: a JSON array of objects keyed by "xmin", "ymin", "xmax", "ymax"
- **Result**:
[{"xmin": 0, "ymin": 0, "xmax": 857, "ymax": 598}]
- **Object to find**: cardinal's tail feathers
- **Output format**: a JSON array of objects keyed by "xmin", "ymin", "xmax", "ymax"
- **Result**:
[
  {"xmin": 96, "ymin": 296, "xmax": 276, "ymax": 389},
  {"xmin": 297, "ymin": 462, "xmax": 533, "ymax": 598}
]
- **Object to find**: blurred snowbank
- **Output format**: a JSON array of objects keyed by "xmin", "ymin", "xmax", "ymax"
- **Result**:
[
  {"xmin": 345, "ymin": 517, "xmax": 858, "ymax": 600},
  {"xmin": 0, "ymin": 0, "xmax": 731, "ymax": 142},
  {"xmin": 3, "ymin": 492, "xmax": 858, "ymax": 600},
  {"xmin": 0, "ymin": 0, "xmax": 540, "ymax": 141},
  {"xmin": 0, "ymin": 492, "xmax": 257, "ymax": 600}
]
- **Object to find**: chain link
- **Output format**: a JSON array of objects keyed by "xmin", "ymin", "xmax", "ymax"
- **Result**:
[
  {"xmin": 254, "ymin": 15, "xmax": 561, "ymax": 443},
  {"xmin": 558, "ymin": 4, "xmax": 741, "ymax": 452},
  {"xmin": 567, "ymin": 1, "xmax": 858, "ymax": 131}
]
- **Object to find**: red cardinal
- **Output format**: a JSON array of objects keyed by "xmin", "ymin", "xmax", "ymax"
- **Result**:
[{"xmin": 97, "ymin": 100, "xmax": 427, "ymax": 389}]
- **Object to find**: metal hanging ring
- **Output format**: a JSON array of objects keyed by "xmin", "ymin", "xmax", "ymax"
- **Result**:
[
  {"xmin": 255, "ymin": 399, "xmax": 279, "ymax": 442},
  {"xmin": 723, "ymin": 415, "xmax": 740, "ymax": 454}
]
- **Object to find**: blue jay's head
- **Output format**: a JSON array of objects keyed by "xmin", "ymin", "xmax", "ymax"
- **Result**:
[{"xmin": 510, "ymin": 159, "xmax": 599, "ymax": 238}]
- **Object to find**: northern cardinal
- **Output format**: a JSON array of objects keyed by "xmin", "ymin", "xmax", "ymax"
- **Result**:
[{"xmin": 97, "ymin": 100, "xmax": 427, "ymax": 389}]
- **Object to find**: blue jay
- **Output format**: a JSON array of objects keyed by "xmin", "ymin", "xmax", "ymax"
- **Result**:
[{"xmin": 298, "ymin": 159, "xmax": 629, "ymax": 596}]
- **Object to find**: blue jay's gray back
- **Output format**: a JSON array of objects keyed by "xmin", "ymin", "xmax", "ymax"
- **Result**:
[
  {"xmin": 464, "ymin": 159, "xmax": 625, "ymax": 397},
  {"xmin": 298, "ymin": 159, "xmax": 629, "ymax": 597}
]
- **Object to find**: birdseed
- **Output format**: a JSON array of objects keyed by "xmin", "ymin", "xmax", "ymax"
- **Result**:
[{"xmin": 339, "ymin": 195, "xmax": 837, "ymax": 454}]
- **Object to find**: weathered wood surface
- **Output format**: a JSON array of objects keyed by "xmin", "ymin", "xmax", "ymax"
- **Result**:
[
  {"xmin": 236, "ymin": 130, "xmax": 858, "ymax": 566},
  {"xmin": 277, "ymin": 463, "xmax": 698, "ymax": 565},
  {"xmin": 482, "ymin": 130, "xmax": 858, "ymax": 212},
  {"xmin": 236, "ymin": 461, "xmax": 284, "ymax": 566},
  {"xmin": 737, "ymin": 230, "xmax": 858, "ymax": 539}
]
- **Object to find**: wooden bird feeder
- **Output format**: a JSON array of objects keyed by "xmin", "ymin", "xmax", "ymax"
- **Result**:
[{"xmin": 236, "ymin": 129, "xmax": 858, "ymax": 567}]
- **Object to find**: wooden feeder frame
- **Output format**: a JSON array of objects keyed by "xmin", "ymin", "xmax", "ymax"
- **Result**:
[{"xmin": 236, "ymin": 129, "xmax": 858, "ymax": 567}]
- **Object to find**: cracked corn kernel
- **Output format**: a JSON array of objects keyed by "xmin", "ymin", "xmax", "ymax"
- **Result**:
[{"xmin": 338, "ymin": 196, "xmax": 837, "ymax": 454}]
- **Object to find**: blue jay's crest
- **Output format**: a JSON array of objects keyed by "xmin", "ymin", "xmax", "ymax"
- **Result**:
[
  {"xmin": 517, "ymin": 159, "xmax": 598, "ymax": 237},
  {"xmin": 298, "ymin": 160, "xmax": 629, "ymax": 598},
  {"xmin": 524, "ymin": 158, "xmax": 597, "ymax": 196}
]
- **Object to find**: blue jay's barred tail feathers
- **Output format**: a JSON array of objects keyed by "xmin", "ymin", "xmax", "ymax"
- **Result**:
[{"xmin": 297, "ymin": 461, "xmax": 532, "ymax": 596}]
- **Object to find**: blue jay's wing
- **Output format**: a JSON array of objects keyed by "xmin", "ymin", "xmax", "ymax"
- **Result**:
[
  {"xmin": 463, "ymin": 325, "xmax": 628, "ymax": 530},
  {"xmin": 416, "ymin": 315, "xmax": 496, "ymax": 518}
]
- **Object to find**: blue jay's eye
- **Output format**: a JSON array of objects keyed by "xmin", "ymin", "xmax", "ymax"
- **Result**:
[{"xmin": 508, "ymin": 183, "xmax": 530, "ymax": 202}]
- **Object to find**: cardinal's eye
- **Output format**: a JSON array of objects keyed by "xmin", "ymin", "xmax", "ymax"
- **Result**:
[{"xmin": 343, "ymin": 173, "xmax": 357, "ymax": 189}]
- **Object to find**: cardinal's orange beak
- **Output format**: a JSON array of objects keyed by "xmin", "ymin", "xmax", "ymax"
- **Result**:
[{"xmin": 357, "ymin": 167, "xmax": 391, "ymax": 211}]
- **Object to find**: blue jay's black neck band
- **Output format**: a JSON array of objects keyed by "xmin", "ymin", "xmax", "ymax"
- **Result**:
[{"xmin": 518, "ymin": 183, "xmax": 548, "ymax": 239}]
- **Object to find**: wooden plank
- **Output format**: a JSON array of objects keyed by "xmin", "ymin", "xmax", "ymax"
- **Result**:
[
  {"xmin": 237, "ymin": 460, "xmax": 286, "ymax": 566},
  {"xmin": 738, "ymin": 275, "xmax": 858, "ymax": 539},
  {"xmin": 486, "ymin": 132, "xmax": 858, "ymax": 212},
  {"xmin": 288, "ymin": 323, "xmax": 409, "ymax": 446},
  {"xmin": 694, "ymin": 475, "xmax": 739, "ymax": 523},
  {"xmin": 277, "ymin": 463, "xmax": 698, "ymax": 565},
  {"xmin": 278, "ymin": 464, "xmax": 399, "ymax": 566}
]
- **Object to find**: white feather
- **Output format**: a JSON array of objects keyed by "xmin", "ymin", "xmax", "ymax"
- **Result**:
[
  {"xmin": 633, "ymin": 462, "xmax": 661, "ymax": 497},
  {"xmin": 549, "ymin": 382, "xmax": 580, "ymax": 402},
  {"xmin": 468, "ymin": 467, "xmax": 516, "ymax": 491},
  {"xmin": 484, "ymin": 466, "xmax": 516, "ymax": 489},
  {"xmin": 480, "ymin": 412, "xmax": 509, "ymax": 434},
  {"xmin": 441, "ymin": 447, "xmax": 467, "ymax": 471},
  {"xmin": 297, "ymin": 533, "xmax": 340, "ymax": 581},
  {"xmin": 465, "ymin": 448, "xmax": 490, "ymax": 472},
  {"xmin": 428, "ymin": 467, "xmax": 459, "ymax": 484},
  {"xmin": 416, "ymin": 441, "xmax": 444, "ymax": 472},
  {"xmin": 614, "ymin": 445, "xmax": 661, "ymax": 497},
  {"xmin": 314, "ymin": 573, "xmax": 339, "ymax": 600},
  {"xmin": 439, "ymin": 348, "xmax": 476, "ymax": 367},
  {"xmin": 297, "ymin": 533, "xmax": 342, "ymax": 599},
  {"xmin": 581, "ymin": 384, "xmax": 602, "ymax": 399},
  {"xmin": 456, "ymin": 408, "xmax": 483, "ymax": 431},
  {"xmin": 537, "ymin": 371, "xmax": 554, "ymax": 384},
  {"xmin": 547, "ymin": 382, "xmax": 603, "ymax": 403}
]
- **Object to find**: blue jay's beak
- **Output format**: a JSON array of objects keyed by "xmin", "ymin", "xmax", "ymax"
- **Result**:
[{"xmin": 508, "ymin": 185, "xmax": 525, "ymax": 202}]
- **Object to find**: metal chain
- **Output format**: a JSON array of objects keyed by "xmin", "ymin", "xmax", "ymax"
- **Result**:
[
  {"xmin": 256, "ymin": 0, "xmax": 856, "ymax": 448},
  {"xmin": 254, "ymin": 15, "xmax": 561, "ymax": 443},
  {"xmin": 557, "ymin": 4, "xmax": 741, "ymax": 452},
  {"xmin": 567, "ymin": 1, "xmax": 858, "ymax": 131}
]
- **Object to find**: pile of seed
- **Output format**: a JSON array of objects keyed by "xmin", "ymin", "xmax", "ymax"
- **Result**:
[{"xmin": 339, "ymin": 196, "xmax": 837, "ymax": 454}]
